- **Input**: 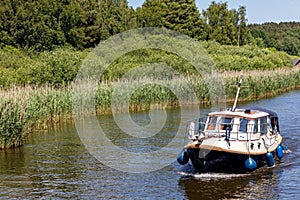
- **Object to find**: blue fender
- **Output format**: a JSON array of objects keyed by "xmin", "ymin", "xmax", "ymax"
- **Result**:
[
  {"xmin": 266, "ymin": 152, "xmax": 275, "ymax": 167},
  {"xmin": 177, "ymin": 149, "xmax": 189, "ymax": 165},
  {"xmin": 276, "ymin": 145, "xmax": 283, "ymax": 159},
  {"xmin": 244, "ymin": 157, "xmax": 257, "ymax": 171}
]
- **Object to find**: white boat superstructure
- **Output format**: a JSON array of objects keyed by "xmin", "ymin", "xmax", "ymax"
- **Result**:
[{"xmin": 185, "ymin": 108, "xmax": 282, "ymax": 156}]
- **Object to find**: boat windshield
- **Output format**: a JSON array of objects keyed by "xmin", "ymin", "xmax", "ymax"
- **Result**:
[
  {"xmin": 219, "ymin": 117, "xmax": 233, "ymax": 130},
  {"xmin": 205, "ymin": 115, "xmax": 261, "ymax": 134},
  {"xmin": 207, "ymin": 116, "xmax": 218, "ymax": 130},
  {"xmin": 206, "ymin": 116, "xmax": 233, "ymax": 131}
]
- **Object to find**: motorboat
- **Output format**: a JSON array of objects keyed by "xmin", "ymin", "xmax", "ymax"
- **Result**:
[{"xmin": 177, "ymin": 76, "xmax": 287, "ymax": 173}]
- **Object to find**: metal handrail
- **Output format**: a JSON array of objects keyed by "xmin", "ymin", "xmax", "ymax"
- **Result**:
[{"xmin": 186, "ymin": 118, "xmax": 270, "ymax": 141}]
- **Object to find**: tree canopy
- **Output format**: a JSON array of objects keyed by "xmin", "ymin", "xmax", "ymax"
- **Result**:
[
  {"xmin": 0, "ymin": 0, "xmax": 135, "ymax": 50},
  {"xmin": 0, "ymin": 0, "xmax": 299, "ymax": 56},
  {"xmin": 248, "ymin": 22, "xmax": 300, "ymax": 56}
]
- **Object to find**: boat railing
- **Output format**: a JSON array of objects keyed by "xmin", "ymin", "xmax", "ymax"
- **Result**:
[{"xmin": 186, "ymin": 118, "xmax": 269, "ymax": 141}]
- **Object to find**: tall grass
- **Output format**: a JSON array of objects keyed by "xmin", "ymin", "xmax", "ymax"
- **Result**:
[
  {"xmin": 1, "ymin": 66, "xmax": 300, "ymax": 148},
  {"xmin": 222, "ymin": 66, "xmax": 300, "ymax": 100},
  {"xmin": 0, "ymin": 99, "xmax": 27, "ymax": 149},
  {"xmin": 0, "ymin": 85, "xmax": 72, "ymax": 148}
]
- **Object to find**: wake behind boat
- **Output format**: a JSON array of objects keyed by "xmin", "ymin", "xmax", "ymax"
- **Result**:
[{"xmin": 177, "ymin": 76, "xmax": 288, "ymax": 173}]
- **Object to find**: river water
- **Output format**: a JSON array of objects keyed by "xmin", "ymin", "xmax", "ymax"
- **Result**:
[{"xmin": 1, "ymin": 90, "xmax": 300, "ymax": 199}]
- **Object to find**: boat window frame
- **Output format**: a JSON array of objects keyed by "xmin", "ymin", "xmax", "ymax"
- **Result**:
[
  {"xmin": 239, "ymin": 118, "xmax": 249, "ymax": 133},
  {"xmin": 247, "ymin": 119, "xmax": 258, "ymax": 134},
  {"xmin": 270, "ymin": 116, "xmax": 280, "ymax": 133},
  {"xmin": 206, "ymin": 115, "xmax": 218, "ymax": 131},
  {"xmin": 260, "ymin": 116, "xmax": 268, "ymax": 135},
  {"xmin": 218, "ymin": 116, "xmax": 234, "ymax": 131}
]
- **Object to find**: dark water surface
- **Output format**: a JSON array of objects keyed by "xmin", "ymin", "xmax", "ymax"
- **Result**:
[{"xmin": 1, "ymin": 90, "xmax": 300, "ymax": 199}]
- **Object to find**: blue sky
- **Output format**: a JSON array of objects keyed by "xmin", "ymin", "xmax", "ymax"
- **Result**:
[{"xmin": 127, "ymin": 0, "xmax": 299, "ymax": 24}]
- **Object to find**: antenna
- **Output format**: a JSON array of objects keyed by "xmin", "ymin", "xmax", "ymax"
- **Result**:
[{"xmin": 232, "ymin": 75, "xmax": 243, "ymax": 111}]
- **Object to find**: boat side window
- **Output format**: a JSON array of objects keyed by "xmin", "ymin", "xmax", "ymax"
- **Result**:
[
  {"xmin": 239, "ymin": 118, "xmax": 249, "ymax": 133},
  {"xmin": 241, "ymin": 119, "xmax": 258, "ymax": 133},
  {"xmin": 260, "ymin": 117, "xmax": 268, "ymax": 135},
  {"xmin": 220, "ymin": 117, "xmax": 233, "ymax": 130},
  {"xmin": 254, "ymin": 119, "xmax": 258, "ymax": 133},
  {"xmin": 207, "ymin": 116, "xmax": 218, "ymax": 130},
  {"xmin": 270, "ymin": 117, "xmax": 280, "ymax": 133},
  {"xmin": 248, "ymin": 119, "xmax": 258, "ymax": 133}
]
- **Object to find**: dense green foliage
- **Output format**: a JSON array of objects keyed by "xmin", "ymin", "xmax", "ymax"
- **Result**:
[
  {"xmin": 0, "ymin": 45, "xmax": 88, "ymax": 87},
  {"xmin": 202, "ymin": 2, "xmax": 247, "ymax": 45},
  {"xmin": 0, "ymin": 0, "xmax": 246, "ymax": 51},
  {"xmin": 136, "ymin": 0, "xmax": 207, "ymax": 40},
  {"xmin": 104, "ymin": 42, "xmax": 292, "ymax": 81},
  {"xmin": 137, "ymin": 1, "xmax": 247, "ymax": 43},
  {"xmin": 0, "ymin": 0, "xmax": 135, "ymax": 50},
  {"xmin": 248, "ymin": 22, "xmax": 300, "ymax": 56},
  {"xmin": 1, "ymin": 0, "xmax": 299, "ymax": 56},
  {"xmin": 0, "ymin": 43, "xmax": 293, "ymax": 87},
  {"xmin": 202, "ymin": 41, "xmax": 292, "ymax": 71}
]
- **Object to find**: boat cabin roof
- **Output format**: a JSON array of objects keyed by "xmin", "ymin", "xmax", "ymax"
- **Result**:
[{"xmin": 208, "ymin": 108, "xmax": 273, "ymax": 120}]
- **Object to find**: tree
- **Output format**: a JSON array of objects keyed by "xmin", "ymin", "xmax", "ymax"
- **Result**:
[
  {"xmin": 203, "ymin": 1, "xmax": 231, "ymax": 44},
  {"xmin": 0, "ymin": 0, "xmax": 136, "ymax": 50},
  {"xmin": 136, "ymin": 0, "xmax": 206, "ymax": 40},
  {"xmin": 0, "ymin": 0, "xmax": 16, "ymax": 46},
  {"xmin": 237, "ymin": 6, "xmax": 247, "ymax": 46},
  {"xmin": 279, "ymin": 36, "xmax": 299, "ymax": 56},
  {"xmin": 203, "ymin": 1, "xmax": 248, "ymax": 45},
  {"xmin": 61, "ymin": 0, "xmax": 136, "ymax": 48},
  {"xmin": 162, "ymin": 0, "xmax": 206, "ymax": 40},
  {"xmin": 248, "ymin": 22, "xmax": 300, "ymax": 55},
  {"xmin": 136, "ymin": 0, "xmax": 165, "ymax": 27}
]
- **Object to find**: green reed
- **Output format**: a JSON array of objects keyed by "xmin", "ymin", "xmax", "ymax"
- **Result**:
[
  {"xmin": 222, "ymin": 66, "xmax": 300, "ymax": 101},
  {"xmin": 0, "ymin": 99, "xmax": 27, "ymax": 149},
  {"xmin": 1, "ymin": 66, "xmax": 300, "ymax": 148},
  {"xmin": 0, "ymin": 85, "xmax": 73, "ymax": 148}
]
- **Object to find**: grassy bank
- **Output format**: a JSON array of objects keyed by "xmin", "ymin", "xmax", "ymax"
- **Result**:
[{"xmin": 1, "ymin": 66, "xmax": 300, "ymax": 149}]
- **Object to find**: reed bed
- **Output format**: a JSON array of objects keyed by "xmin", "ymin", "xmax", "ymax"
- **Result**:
[
  {"xmin": 1, "ymin": 66, "xmax": 300, "ymax": 149},
  {"xmin": 0, "ymin": 85, "xmax": 72, "ymax": 149},
  {"xmin": 222, "ymin": 66, "xmax": 300, "ymax": 101}
]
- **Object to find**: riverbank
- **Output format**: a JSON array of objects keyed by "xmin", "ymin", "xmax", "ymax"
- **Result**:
[{"xmin": 1, "ymin": 66, "xmax": 300, "ymax": 149}]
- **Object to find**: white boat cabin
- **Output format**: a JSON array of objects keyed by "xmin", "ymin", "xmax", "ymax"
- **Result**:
[{"xmin": 187, "ymin": 108, "xmax": 280, "ymax": 141}]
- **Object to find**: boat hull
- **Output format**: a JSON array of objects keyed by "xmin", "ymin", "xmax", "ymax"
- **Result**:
[{"xmin": 187, "ymin": 148, "xmax": 278, "ymax": 173}]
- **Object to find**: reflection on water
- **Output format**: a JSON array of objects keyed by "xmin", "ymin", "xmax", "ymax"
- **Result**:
[
  {"xmin": 98, "ymin": 109, "xmax": 183, "ymax": 153},
  {"xmin": 0, "ymin": 90, "xmax": 300, "ymax": 199}
]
